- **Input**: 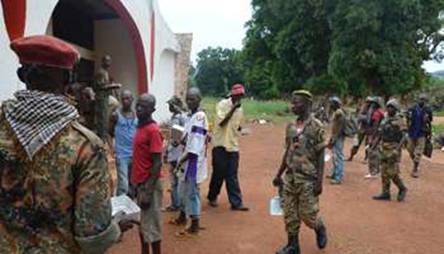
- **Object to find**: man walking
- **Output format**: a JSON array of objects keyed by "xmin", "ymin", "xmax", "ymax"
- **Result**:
[
  {"xmin": 273, "ymin": 90, "xmax": 327, "ymax": 254},
  {"xmin": 110, "ymin": 89, "xmax": 138, "ymax": 197},
  {"xmin": 164, "ymin": 96, "xmax": 186, "ymax": 212},
  {"xmin": 131, "ymin": 94, "xmax": 164, "ymax": 254},
  {"xmin": 328, "ymin": 96, "xmax": 346, "ymax": 185},
  {"xmin": 207, "ymin": 84, "xmax": 249, "ymax": 211},
  {"xmin": 172, "ymin": 88, "xmax": 209, "ymax": 237},
  {"xmin": 407, "ymin": 94, "xmax": 433, "ymax": 178},
  {"xmin": 365, "ymin": 97, "xmax": 385, "ymax": 179},
  {"xmin": 347, "ymin": 97, "xmax": 372, "ymax": 161},
  {"xmin": 373, "ymin": 99, "xmax": 408, "ymax": 202},
  {"xmin": 0, "ymin": 35, "xmax": 123, "ymax": 253}
]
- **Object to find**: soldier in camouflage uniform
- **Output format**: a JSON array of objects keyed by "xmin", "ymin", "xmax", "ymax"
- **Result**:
[
  {"xmin": 372, "ymin": 99, "xmax": 408, "ymax": 202},
  {"xmin": 0, "ymin": 35, "xmax": 125, "ymax": 253},
  {"xmin": 273, "ymin": 90, "xmax": 327, "ymax": 254}
]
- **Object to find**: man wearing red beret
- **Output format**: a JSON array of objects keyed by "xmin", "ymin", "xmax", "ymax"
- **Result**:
[
  {"xmin": 0, "ymin": 35, "xmax": 126, "ymax": 253},
  {"xmin": 207, "ymin": 84, "xmax": 249, "ymax": 211}
]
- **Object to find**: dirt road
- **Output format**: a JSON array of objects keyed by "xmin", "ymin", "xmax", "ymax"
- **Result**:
[{"xmin": 109, "ymin": 123, "xmax": 444, "ymax": 254}]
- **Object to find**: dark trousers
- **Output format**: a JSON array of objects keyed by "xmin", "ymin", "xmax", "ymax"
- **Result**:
[{"xmin": 207, "ymin": 147, "xmax": 243, "ymax": 208}]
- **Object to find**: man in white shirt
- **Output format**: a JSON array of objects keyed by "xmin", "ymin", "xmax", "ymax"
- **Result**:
[{"xmin": 173, "ymin": 88, "xmax": 209, "ymax": 237}]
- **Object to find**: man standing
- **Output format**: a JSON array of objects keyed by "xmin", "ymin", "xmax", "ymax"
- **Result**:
[
  {"xmin": 0, "ymin": 35, "xmax": 123, "ymax": 253},
  {"xmin": 164, "ymin": 96, "xmax": 186, "ymax": 212},
  {"xmin": 173, "ymin": 88, "xmax": 209, "ymax": 237},
  {"xmin": 273, "ymin": 90, "xmax": 327, "ymax": 254},
  {"xmin": 131, "ymin": 94, "xmax": 164, "ymax": 254},
  {"xmin": 347, "ymin": 97, "xmax": 372, "ymax": 161},
  {"xmin": 93, "ymin": 55, "xmax": 120, "ymax": 140},
  {"xmin": 110, "ymin": 89, "xmax": 138, "ymax": 196},
  {"xmin": 328, "ymin": 96, "xmax": 346, "ymax": 185},
  {"xmin": 407, "ymin": 94, "xmax": 433, "ymax": 178},
  {"xmin": 365, "ymin": 97, "xmax": 385, "ymax": 179},
  {"xmin": 207, "ymin": 84, "xmax": 249, "ymax": 211},
  {"xmin": 373, "ymin": 99, "xmax": 408, "ymax": 202}
]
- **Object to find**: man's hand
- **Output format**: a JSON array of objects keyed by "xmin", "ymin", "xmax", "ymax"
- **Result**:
[
  {"xmin": 118, "ymin": 220, "xmax": 134, "ymax": 233},
  {"xmin": 272, "ymin": 176, "xmax": 283, "ymax": 187},
  {"xmin": 233, "ymin": 101, "xmax": 242, "ymax": 110}
]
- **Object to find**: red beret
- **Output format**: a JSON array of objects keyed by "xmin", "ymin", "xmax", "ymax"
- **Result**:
[
  {"xmin": 10, "ymin": 35, "xmax": 80, "ymax": 70},
  {"xmin": 231, "ymin": 83, "xmax": 245, "ymax": 96}
]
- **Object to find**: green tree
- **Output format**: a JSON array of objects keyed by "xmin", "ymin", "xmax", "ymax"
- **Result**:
[
  {"xmin": 329, "ymin": 0, "xmax": 444, "ymax": 97},
  {"xmin": 243, "ymin": 0, "xmax": 444, "ymax": 98},
  {"xmin": 243, "ymin": 0, "xmax": 337, "ymax": 98},
  {"xmin": 194, "ymin": 47, "xmax": 244, "ymax": 96}
]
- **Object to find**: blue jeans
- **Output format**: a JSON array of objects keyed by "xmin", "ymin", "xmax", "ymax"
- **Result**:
[
  {"xmin": 332, "ymin": 138, "xmax": 345, "ymax": 182},
  {"xmin": 116, "ymin": 157, "xmax": 132, "ymax": 196},
  {"xmin": 169, "ymin": 161, "xmax": 181, "ymax": 209},
  {"xmin": 179, "ymin": 178, "xmax": 201, "ymax": 218}
]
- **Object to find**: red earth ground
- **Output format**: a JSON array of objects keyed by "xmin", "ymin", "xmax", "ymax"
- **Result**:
[{"xmin": 109, "ymin": 122, "xmax": 444, "ymax": 254}]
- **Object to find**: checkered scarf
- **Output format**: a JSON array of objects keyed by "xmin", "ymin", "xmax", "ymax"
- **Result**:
[{"xmin": 3, "ymin": 90, "xmax": 79, "ymax": 159}]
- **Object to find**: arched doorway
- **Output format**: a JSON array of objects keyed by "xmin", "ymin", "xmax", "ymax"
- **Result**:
[{"xmin": 48, "ymin": 0, "xmax": 147, "ymax": 95}]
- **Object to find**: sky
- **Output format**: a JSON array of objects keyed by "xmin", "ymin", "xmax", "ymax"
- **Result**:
[
  {"xmin": 158, "ymin": 0, "xmax": 252, "ymax": 63},
  {"xmin": 158, "ymin": 0, "xmax": 444, "ymax": 72}
]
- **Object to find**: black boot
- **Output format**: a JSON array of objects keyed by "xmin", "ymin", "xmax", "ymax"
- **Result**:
[
  {"xmin": 276, "ymin": 234, "xmax": 300, "ymax": 254},
  {"xmin": 151, "ymin": 241, "xmax": 161, "ymax": 254},
  {"xmin": 315, "ymin": 224, "xmax": 328, "ymax": 249},
  {"xmin": 187, "ymin": 217, "xmax": 200, "ymax": 234},
  {"xmin": 397, "ymin": 187, "xmax": 408, "ymax": 202},
  {"xmin": 372, "ymin": 192, "xmax": 391, "ymax": 201}
]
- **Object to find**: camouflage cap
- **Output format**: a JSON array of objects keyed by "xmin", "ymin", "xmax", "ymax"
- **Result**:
[
  {"xmin": 386, "ymin": 98, "xmax": 400, "ymax": 111},
  {"xmin": 292, "ymin": 90, "xmax": 313, "ymax": 101}
]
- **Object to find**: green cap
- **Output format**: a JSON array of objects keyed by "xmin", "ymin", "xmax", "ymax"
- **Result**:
[{"xmin": 292, "ymin": 90, "xmax": 313, "ymax": 100}]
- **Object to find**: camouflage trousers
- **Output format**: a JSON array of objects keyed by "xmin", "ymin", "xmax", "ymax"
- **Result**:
[
  {"xmin": 282, "ymin": 173, "xmax": 324, "ymax": 235},
  {"xmin": 367, "ymin": 146, "xmax": 380, "ymax": 175},
  {"xmin": 380, "ymin": 147, "xmax": 406, "ymax": 193},
  {"xmin": 407, "ymin": 137, "xmax": 425, "ymax": 164}
]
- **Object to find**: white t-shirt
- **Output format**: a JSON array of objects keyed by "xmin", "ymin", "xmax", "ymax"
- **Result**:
[{"xmin": 181, "ymin": 110, "xmax": 208, "ymax": 184}]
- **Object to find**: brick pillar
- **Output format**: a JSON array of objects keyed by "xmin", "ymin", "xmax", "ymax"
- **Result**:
[{"xmin": 174, "ymin": 33, "xmax": 193, "ymax": 99}]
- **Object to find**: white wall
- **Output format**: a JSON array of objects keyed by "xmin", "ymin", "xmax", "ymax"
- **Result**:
[
  {"xmin": 151, "ymin": 50, "xmax": 177, "ymax": 123},
  {"xmin": 95, "ymin": 19, "xmax": 138, "ymax": 99}
]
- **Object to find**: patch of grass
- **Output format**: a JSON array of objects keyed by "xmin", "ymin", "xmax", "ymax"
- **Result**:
[
  {"xmin": 432, "ymin": 124, "xmax": 444, "ymax": 135},
  {"xmin": 435, "ymin": 111, "xmax": 444, "ymax": 117},
  {"xmin": 201, "ymin": 97, "xmax": 292, "ymax": 123}
]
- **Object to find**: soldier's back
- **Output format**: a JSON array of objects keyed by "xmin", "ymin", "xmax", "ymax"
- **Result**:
[{"xmin": 0, "ymin": 113, "xmax": 110, "ymax": 253}]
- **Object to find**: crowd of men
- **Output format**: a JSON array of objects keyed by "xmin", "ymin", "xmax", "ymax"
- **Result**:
[{"xmin": 0, "ymin": 35, "xmax": 437, "ymax": 254}]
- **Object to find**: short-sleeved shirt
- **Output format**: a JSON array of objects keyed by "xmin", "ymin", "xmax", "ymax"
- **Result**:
[
  {"xmin": 182, "ymin": 110, "xmax": 209, "ymax": 184},
  {"xmin": 131, "ymin": 122, "xmax": 164, "ymax": 185},
  {"xmin": 212, "ymin": 98, "xmax": 243, "ymax": 152},
  {"xmin": 285, "ymin": 115, "xmax": 325, "ymax": 181}
]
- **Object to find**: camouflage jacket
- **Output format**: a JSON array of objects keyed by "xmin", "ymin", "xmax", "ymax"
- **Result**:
[
  {"xmin": 0, "ymin": 113, "xmax": 119, "ymax": 253},
  {"xmin": 285, "ymin": 115, "xmax": 325, "ymax": 180},
  {"xmin": 379, "ymin": 114, "xmax": 407, "ymax": 150}
]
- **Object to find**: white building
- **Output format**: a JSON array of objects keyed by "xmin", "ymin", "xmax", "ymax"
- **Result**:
[{"xmin": 0, "ymin": 0, "xmax": 192, "ymax": 122}]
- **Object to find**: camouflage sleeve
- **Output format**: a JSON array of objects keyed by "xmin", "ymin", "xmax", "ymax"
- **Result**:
[
  {"xmin": 285, "ymin": 123, "xmax": 297, "ymax": 148},
  {"xmin": 73, "ymin": 140, "xmax": 120, "ymax": 253},
  {"xmin": 315, "ymin": 122, "xmax": 326, "ymax": 152}
]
